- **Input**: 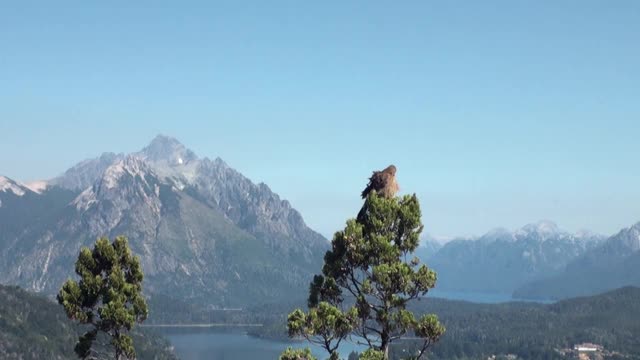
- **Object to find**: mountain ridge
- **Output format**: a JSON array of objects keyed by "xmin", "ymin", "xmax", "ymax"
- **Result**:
[
  {"xmin": 0, "ymin": 135, "xmax": 327, "ymax": 307},
  {"xmin": 424, "ymin": 220, "xmax": 606, "ymax": 294},
  {"xmin": 514, "ymin": 221, "xmax": 640, "ymax": 300}
]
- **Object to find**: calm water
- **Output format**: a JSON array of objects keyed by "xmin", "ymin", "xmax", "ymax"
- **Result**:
[
  {"xmin": 163, "ymin": 292, "xmax": 551, "ymax": 360},
  {"xmin": 163, "ymin": 330, "xmax": 363, "ymax": 360},
  {"xmin": 429, "ymin": 289, "xmax": 516, "ymax": 303}
]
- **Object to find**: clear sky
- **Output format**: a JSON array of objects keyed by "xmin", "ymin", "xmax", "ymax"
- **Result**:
[{"xmin": 1, "ymin": 1, "xmax": 639, "ymax": 239}]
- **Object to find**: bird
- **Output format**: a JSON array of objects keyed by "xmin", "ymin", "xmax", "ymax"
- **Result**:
[
  {"xmin": 357, "ymin": 165, "xmax": 399, "ymax": 223},
  {"xmin": 361, "ymin": 165, "xmax": 399, "ymax": 199}
]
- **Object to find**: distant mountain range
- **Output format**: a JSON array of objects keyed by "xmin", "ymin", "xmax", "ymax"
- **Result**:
[
  {"xmin": 0, "ymin": 135, "xmax": 328, "ymax": 307},
  {"xmin": 419, "ymin": 221, "xmax": 606, "ymax": 295},
  {"xmin": 514, "ymin": 221, "xmax": 640, "ymax": 300}
]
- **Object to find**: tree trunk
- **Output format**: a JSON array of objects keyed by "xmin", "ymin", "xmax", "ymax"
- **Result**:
[{"xmin": 380, "ymin": 330, "xmax": 390, "ymax": 359}]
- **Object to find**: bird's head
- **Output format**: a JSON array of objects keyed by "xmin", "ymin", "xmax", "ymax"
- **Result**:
[{"xmin": 384, "ymin": 165, "xmax": 397, "ymax": 176}]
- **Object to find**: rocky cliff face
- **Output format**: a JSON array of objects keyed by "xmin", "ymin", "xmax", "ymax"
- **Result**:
[
  {"xmin": 50, "ymin": 152, "xmax": 125, "ymax": 191},
  {"xmin": 191, "ymin": 157, "xmax": 326, "ymax": 263},
  {"xmin": 0, "ymin": 136, "xmax": 328, "ymax": 306}
]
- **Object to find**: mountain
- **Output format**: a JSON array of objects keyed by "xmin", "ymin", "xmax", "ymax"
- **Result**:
[
  {"xmin": 424, "ymin": 221, "xmax": 605, "ymax": 294},
  {"xmin": 49, "ymin": 152, "xmax": 125, "ymax": 191},
  {"xmin": 0, "ymin": 176, "xmax": 78, "ymax": 251},
  {"xmin": 514, "ymin": 221, "xmax": 640, "ymax": 300},
  {"xmin": 0, "ymin": 283, "xmax": 176, "ymax": 360},
  {"xmin": 0, "ymin": 135, "xmax": 328, "ymax": 307},
  {"xmin": 414, "ymin": 234, "xmax": 444, "ymax": 263}
]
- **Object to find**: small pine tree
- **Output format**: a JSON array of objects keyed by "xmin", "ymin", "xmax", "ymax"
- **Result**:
[
  {"xmin": 58, "ymin": 236, "xmax": 148, "ymax": 360},
  {"xmin": 279, "ymin": 347, "xmax": 318, "ymax": 360},
  {"xmin": 284, "ymin": 192, "xmax": 445, "ymax": 359}
]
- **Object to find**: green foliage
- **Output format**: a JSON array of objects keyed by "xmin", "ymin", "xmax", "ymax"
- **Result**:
[
  {"xmin": 359, "ymin": 349, "xmax": 385, "ymax": 360},
  {"xmin": 287, "ymin": 302, "xmax": 359, "ymax": 357},
  {"xmin": 288, "ymin": 192, "xmax": 444, "ymax": 359},
  {"xmin": 393, "ymin": 287, "xmax": 640, "ymax": 359},
  {"xmin": 279, "ymin": 347, "xmax": 318, "ymax": 360},
  {"xmin": 0, "ymin": 283, "xmax": 176, "ymax": 360},
  {"xmin": 58, "ymin": 236, "xmax": 148, "ymax": 359}
]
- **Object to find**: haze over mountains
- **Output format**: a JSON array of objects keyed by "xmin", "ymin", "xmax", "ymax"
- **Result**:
[{"xmin": 1, "ymin": 135, "xmax": 638, "ymax": 308}]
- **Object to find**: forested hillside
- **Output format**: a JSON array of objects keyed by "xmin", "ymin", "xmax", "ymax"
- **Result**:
[
  {"xmin": 0, "ymin": 284, "xmax": 177, "ymax": 360},
  {"xmin": 248, "ymin": 287, "xmax": 640, "ymax": 360}
]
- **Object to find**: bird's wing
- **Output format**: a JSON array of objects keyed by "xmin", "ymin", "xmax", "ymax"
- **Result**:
[{"xmin": 361, "ymin": 171, "xmax": 386, "ymax": 198}]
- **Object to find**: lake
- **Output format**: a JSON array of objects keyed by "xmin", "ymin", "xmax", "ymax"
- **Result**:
[
  {"xmin": 162, "ymin": 330, "xmax": 364, "ymax": 360},
  {"xmin": 429, "ymin": 289, "xmax": 525, "ymax": 303},
  {"xmin": 162, "ymin": 291, "xmax": 551, "ymax": 360}
]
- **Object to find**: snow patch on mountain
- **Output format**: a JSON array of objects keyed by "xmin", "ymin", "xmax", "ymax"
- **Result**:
[
  {"xmin": 519, "ymin": 219, "xmax": 562, "ymax": 236},
  {"xmin": 0, "ymin": 176, "xmax": 26, "ymax": 196},
  {"xmin": 23, "ymin": 180, "xmax": 48, "ymax": 194},
  {"xmin": 470, "ymin": 220, "xmax": 603, "ymax": 244}
]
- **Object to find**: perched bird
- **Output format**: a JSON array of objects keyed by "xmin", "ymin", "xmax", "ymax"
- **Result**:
[
  {"xmin": 357, "ymin": 165, "xmax": 399, "ymax": 223},
  {"xmin": 361, "ymin": 165, "xmax": 399, "ymax": 199}
]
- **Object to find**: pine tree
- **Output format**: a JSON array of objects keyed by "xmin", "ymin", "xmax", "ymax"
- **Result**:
[
  {"xmin": 279, "ymin": 347, "xmax": 318, "ymax": 360},
  {"xmin": 284, "ymin": 192, "xmax": 445, "ymax": 360},
  {"xmin": 57, "ymin": 236, "xmax": 148, "ymax": 360}
]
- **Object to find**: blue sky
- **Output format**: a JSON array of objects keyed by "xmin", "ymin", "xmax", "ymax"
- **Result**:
[{"xmin": 1, "ymin": 1, "xmax": 639, "ymax": 239}]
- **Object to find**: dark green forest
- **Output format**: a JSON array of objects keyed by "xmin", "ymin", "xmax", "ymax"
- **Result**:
[
  {"xmin": 241, "ymin": 287, "xmax": 640, "ymax": 360},
  {"xmin": 0, "ymin": 284, "xmax": 177, "ymax": 360}
]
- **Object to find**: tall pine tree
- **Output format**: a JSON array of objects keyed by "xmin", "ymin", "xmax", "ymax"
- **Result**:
[
  {"xmin": 284, "ymin": 192, "xmax": 444, "ymax": 359},
  {"xmin": 58, "ymin": 236, "xmax": 148, "ymax": 360}
]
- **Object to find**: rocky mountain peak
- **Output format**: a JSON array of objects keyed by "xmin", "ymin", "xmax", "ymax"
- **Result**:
[
  {"xmin": 632, "ymin": 225, "xmax": 640, "ymax": 252},
  {"xmin": 73, "ymin": 156, "xmax": 160, "ymax": 211},
  {"xmin": 520, "ymin": 220, "xmax": 561, "ymax": 235},
  {"xmin": 610, "ymin": 222, "xmax": 640, "ymax": 253},
  {"xmin": 138, "ymin": 135, "xmax": 197, "ymax": 166},
  {"xmin": 478, "ymin": 227, "xmax": 513, "ymax": 242},
  {"xmin": 0, "ymin": 176, "xmax": 27, "ymax": 196},
  {"xmin": 51, "ymin": 152, "xmax": 124, "ymax": 191},
  {"xmin": 100, "ymin": 156, "xmax": 151, "ymax": 189},
  {"xmin": 212, "ymin": 156, "xmax": 228, "ymax": 168}
]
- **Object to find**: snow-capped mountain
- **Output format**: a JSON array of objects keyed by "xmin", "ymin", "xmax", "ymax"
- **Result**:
[
  {"xmin": 0, "ymin": 176, "xmax": 30, "ymax": 197},
  {"xmin": 515, "ymin": 221, "xmax": 640, "ymax": 300},
  {"xmin": 425, "ymin": 221, "xmax": 606, "ymax": 294},
  {"xmin": 0, "ymin": 136, "xmax": 327, "ymax": 306},
  {"xmin": 46, "ymin": 135, "xmax": 326, "ymax": 262}
]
